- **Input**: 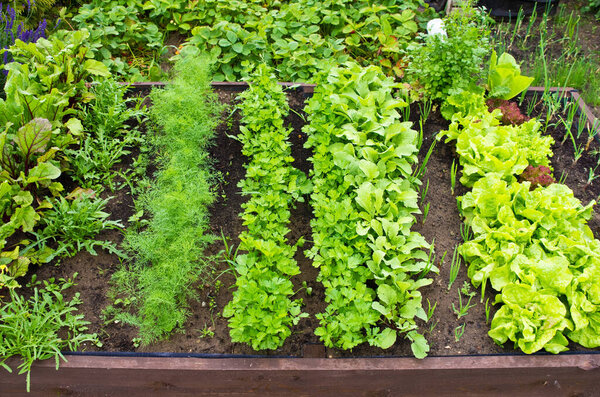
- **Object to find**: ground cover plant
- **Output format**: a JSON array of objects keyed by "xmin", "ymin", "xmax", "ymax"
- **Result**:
[{"xmin": 1, "ymin": 0, "xmax": 600, "ymax": 392}]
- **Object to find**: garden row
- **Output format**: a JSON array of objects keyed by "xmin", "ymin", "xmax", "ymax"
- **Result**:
[{"xmin": 439, "ymin": 59, "xmax": 600, "ymax": 352}]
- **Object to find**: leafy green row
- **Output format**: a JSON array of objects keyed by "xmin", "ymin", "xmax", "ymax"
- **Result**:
[
  {"xmin": 304, "ymin": 62, "xmax": 434, "ymax": 357},
  {"xmin": 72, "ymin": 0, "xmax": 435, "ymax": 81},
  {"xmin": 223, "ymin": 65, "xmax": 309, "ymax": 350},
  {"xmin": 441, "ymin": 94, "xmax": 600, "ymax": 353},
  {"xmin": 107, "ymin": 55, "xmax": 224, "ymax": 344}
]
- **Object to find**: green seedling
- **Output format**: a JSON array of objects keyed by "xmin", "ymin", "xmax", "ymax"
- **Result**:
[
  {"xmin": 421, "ymin": 179, "xmax": 430, "ymax": 204},
  {"xmin": 414, "ymin": 140, "xmax": 436, "ymax": 180},
  {"xmin": 460, "ymin": 223, "xmax": 472, "ymax": 242},
  {"xmin": 447, "ymin": 245, "xmax": 461, "ymax": 291},
  {"xmin": 452, "ymin": 282, "xmax": 477, "ymax": 319},
  {"xmin": 426, "ymin": 299, "xmax": 437, "ymax": 322},
  {"xmin": 418, "ymin": 242, "xmax": 437, "ymax": 281},
  {"xmin": 450, "ymin": 159, "xmax": 458, "ymax": 195},
  {"xmin": 558, "ymin": 170, "xmax": 568, "ymax": 184},
  {"xmin": 422, "ymin": 202, "xmax": 430, "ymax": 225},
  {"xmin": 199, "ymin": 325, "xmax": 215, "ymax": 339},
  {"xmin": 484, "ymin": 298, "xmax": 492, "ymax": 325},
  {"xmin": 418, "ymin": 98, "xmax": 433, "ymax": 125},
  {"xmin": 454, "ymin": 323, "xmax": 466, "ymax": 342}
]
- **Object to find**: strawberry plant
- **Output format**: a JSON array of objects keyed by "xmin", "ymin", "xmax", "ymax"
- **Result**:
[
  {"xmin": 223, "ymin": 64, "xmax": 309, "ymax": 350},
  {"xmin": 304, "ymin": 62, "xmax": 435, "ymax": 357}
]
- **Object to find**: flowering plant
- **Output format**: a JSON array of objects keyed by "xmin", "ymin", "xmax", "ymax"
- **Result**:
[{"xmin": 0, "ymin": 2, "xmax": 49, "ymax": 81}]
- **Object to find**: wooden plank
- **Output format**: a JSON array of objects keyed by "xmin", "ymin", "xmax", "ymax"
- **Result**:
[{"xmin": 1, "ymin": 355, "xmax": 599, "ymax": 396}]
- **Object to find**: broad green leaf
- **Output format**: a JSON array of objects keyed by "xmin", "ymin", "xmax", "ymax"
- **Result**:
[
  {"xmin": 83, "ymin": 59, "xmax": 110, "ymax": 77},
  {"xmin": 359, "ymin": 159, "xmax": 379, "ymax": 179},
  {"xmin": 14, "ymin": 118, "xmax": 52, "ymax": 156},
  {"xmin": 408, "ymin": 331, "xmax": 429, "ymax": 359},
  {"xmin": 65, "ymin": 118, "xmax": 83, "ymax": 136},
  {"xmin": 26, "ymin": 162, "xmax": 61, "ymax": 184}
]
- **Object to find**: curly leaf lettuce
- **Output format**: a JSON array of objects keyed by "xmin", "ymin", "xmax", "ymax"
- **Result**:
[
  {"xmin": 489, "ymin": 283, "xmax": 572, "ymax": 354},
  {"xmin": 440, "ymin": 108, "xmax": 554, "ymax": 187}
]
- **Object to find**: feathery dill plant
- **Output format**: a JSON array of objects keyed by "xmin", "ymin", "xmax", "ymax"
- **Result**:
[{"xmin": 107, "ymin": 55, "xmax": 224, "ymax": 344}]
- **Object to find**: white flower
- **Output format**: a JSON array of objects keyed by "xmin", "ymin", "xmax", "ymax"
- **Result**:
[{"xmin": 427, "ymin": 18, "xmax": 447, "ymax": 40}]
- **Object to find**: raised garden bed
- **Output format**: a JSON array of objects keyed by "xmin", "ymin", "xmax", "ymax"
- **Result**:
[{"xmin": 1, "ymin": 83, "xmax": 600, "ymax": 394}]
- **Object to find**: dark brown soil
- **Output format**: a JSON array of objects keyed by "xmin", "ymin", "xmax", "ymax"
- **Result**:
[{"xmin": 17, "ymin": 88, "xmax": 600, "ymax": 358}]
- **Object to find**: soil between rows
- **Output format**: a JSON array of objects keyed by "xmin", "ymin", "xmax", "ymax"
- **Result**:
[{"xmin": 21, "ymin": 88, "xmax": 600, "ymax": 358}]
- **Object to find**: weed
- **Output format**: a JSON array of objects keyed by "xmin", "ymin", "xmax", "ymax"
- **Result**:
[{"xmin": 199, "ymin": 325, "xmax": 215, "ymax": 338}]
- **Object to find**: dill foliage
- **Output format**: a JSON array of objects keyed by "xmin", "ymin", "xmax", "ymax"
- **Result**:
[{"xmin": 108, "ymin": 55, "xmax": 224, "ymax": 344}]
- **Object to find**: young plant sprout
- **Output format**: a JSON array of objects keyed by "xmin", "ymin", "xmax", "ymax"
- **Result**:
[
  {"xmin": 460, "ymin": 223, "xmax": 472, "ymax": 242},
  {"xmin": 421, "ymin": 179, "xmax": 430, "ymax": 204},
  {"xmin": 422, "ymin": 202, "xmax": 431, "ymax": 225},
  {"xmin": 484, "ymin": 298, "xmax": 492, "ymax": 325},
  {"xmin": 418, "ymin": 97, "xmax": 433, "ymax": 125},
  {"xmin": 585, "ymin": 118, "xmax": 600, "ymax": 151},
  {"xmin": 452, "ymin": 281, "xmax": 477, "ymax": 319},
  {"xmin": 450, "ymin": 159, "xmax": 458, "ymax": 195},
  {"xmin": 414, "ymin": 140, "xmax": 436, "ymax": 180},
  {"xmin": 454, "ymin": 323, "xmax": 466, "ymax": 342},
  {"xmin": 426, "ymin": 299, "xmax": 437, "ymax": 322},
  {"xmin": 447, "ymin": 245, "xmax": 461, "ymax": 291}
]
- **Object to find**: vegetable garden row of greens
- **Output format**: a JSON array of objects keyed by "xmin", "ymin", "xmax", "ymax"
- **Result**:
[
  {"xmin": 304, "ymin": 64, "xmax": 433, "ymax": 356},
  {"xmin": 441, "ymin": 90, "xmax": 600, "ymax": 353},
  {"xmin": 1, "ymin": 0, "xmax": 600, "ymax": 392}
]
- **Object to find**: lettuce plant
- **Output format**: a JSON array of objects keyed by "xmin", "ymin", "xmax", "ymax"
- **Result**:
[
  {"xmin": 518, "ymin": 165, "xmax": 554, "ymax": 188},
  {"xmin": 458, "ymin": 175, "xmax": 600, "ymax": 353},
  {"xmin": 441, "ymin": 77, "xmax": 600, "ymax": 354},
  {"xmin": 440, "ymin": 99, "xmax": 554, "ymax": 187},
  {"xmin": 486, "ymin": 98, "xmax": 530, "ymax": 126},
  {"xmin": 487, "ymin": 50, "xmax": 534, "ymax": 101}
]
